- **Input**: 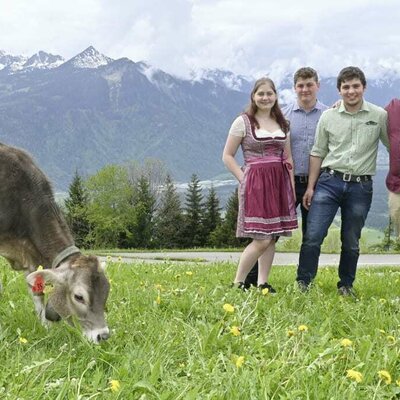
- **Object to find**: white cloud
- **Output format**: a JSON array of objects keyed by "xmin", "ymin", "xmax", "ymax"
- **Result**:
[{"xmin": 0, "ymin": 0, "xmax": 399, "ymax": 80}]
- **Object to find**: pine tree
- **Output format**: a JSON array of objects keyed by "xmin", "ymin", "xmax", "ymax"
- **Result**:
[
  {"xmin": 182, "ymin": 174, "xmax": 206, "ymax": 247},
  {"xmin": 210, "ymin": 188, "xmax": 246, "ymax": 247},
  {"xmin": 203, "ymin": 184, "xmax": 222, "ymax": 245},
  {"xmin": 64, "ymin": 170, "xmax": 91, "ymax": 248},
  {"xmin": 130, "ymin": 175, "xmax": 156, "ymax": 248},
  {"xmin": 153, "ymin": 174, "xmax": 184, "ymax": 248}
]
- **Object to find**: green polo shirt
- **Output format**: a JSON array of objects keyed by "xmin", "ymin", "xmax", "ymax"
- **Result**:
[{"xmin": 311, "ymin": 100, "xmax": 388, "ymax": 175}]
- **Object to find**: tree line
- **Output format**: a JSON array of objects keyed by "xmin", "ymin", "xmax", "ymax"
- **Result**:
[{"xmin": 64, "ymin": 160, "xmax": 249, "ymax": 249}]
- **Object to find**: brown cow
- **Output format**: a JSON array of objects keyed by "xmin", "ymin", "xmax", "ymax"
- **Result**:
[{"xmin": 0, "ymin": 143, "xmax": 110, "ymax": 343}]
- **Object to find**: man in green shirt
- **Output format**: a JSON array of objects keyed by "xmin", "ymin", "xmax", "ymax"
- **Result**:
[{"xmin": 296, "ymin": 66, "xmax": 388, "ymax": 296}]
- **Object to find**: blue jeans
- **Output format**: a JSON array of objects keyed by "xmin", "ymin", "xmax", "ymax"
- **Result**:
[{"xmin": 297, "ymin": 172, "xmax": 373, "ymax": 288}]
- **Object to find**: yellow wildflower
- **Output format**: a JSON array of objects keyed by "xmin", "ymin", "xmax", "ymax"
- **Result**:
[
  {"xmin": 346, "ymin": 369, "xmax": 363, "ymax": 383},
  {"xmin": 378, "ymin": 370, "xmax": 392, "ymax": 384},
  {"xmin": 298, "ymin": 325, "xmax": 308, "ymax": 332},
  {"xmin": 223, "ymin": 303, "xmax": 235, "ymax": 313},
  {"xmin": 287, "ymin": 330, "xmax": 295, "ymax": 337},
  {"xmin": 340, "ymin": 338, "xmax": 353, "ymax": 347},
  {"xmin": 186, "ymin": 271, "xmax": 193, "ymax": 276},
  {"xmin": 109, "ymin": 379, "xmax": 120, "ymax": 393},
  {"xmin": 230, "ymin": 326, "xmax": 241, "ymax": 336},
  {"xmin": 37, "ymin": 265, "xmax": 43, "ymax": 271},
  {"xmin": 387, "ymin": 335, "xmax": 396, "ymax": 344},
  {"xmin": 19, "ymin": 337, "xmax": 28, "ymax": 344},
  {"xmin": 156, "ymin": 295, "xmax": 161, "ymax": 305},
  {"xmin": 261, "ymin": 288, "xmax": 269, "ymax": 295},
  {"xmin": 379, "ymin": 298, "xmax": 387, "ymax": 304},
  {"xmin": 235, "ymin": 356, "xmax": 245, "ymax": 368}
]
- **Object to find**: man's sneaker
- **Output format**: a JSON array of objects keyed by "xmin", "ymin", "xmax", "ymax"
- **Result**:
[
  {"xmin": 297, "ymin": 280, "xmax": 310, "ymax": 292},
  {"xmin": 258, "ymin": 283, "xmax": 277, "ymax": 293},
  {"xmin": 338, "ymin": 286, "xmax": 357, "ymax": 298}
]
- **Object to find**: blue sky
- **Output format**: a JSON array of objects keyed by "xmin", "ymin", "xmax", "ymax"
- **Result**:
[{"xmin": 1, "ymin": 0, "xmax": 399, "ymax": 80}]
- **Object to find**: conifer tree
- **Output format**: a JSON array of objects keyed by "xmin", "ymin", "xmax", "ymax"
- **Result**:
[
  {"xmin": 129, "ymin": 175, "xmax": 156, "ymax": 248},
  {"xmin": 182, "ymin": 174, "xmax": 206, "ymax": 247},
  {"xmin": 153, "ymin": 174, "xmax": 184, "ymax": 248},
  {"xmin": 210, "ymin": 188, "xmax": 245, "ymax": 247},
  {"xmin": 64, "ymin": 170, "xmax": 91, "ymax": 248},
  {"xmin": 203, "ymin": 184, "xmax": 222, "ymax": 245}
]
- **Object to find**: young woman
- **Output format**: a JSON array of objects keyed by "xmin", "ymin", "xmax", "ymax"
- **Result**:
[{"xmin": 222, "ymin": 77, "xmax": 298, "ymax": 291}]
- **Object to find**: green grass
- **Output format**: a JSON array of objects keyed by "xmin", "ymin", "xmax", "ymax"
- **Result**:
[{"xmin": 1, "ymin": 258, "xmax": 400, "ymax": 399}]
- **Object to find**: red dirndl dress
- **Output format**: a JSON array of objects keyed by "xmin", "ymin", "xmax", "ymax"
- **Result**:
[{"xmin": 236, "ymin": 113, "xmax": 298, "ymax": 239}]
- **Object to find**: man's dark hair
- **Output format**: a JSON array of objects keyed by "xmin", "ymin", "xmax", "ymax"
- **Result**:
[
  {"xmin": 293, "ymin": 67, "xmax": 319, "ymax": 85},
  {"xmin": 337, "ymin": 66, "xmax": 366, "ymax": 90}
]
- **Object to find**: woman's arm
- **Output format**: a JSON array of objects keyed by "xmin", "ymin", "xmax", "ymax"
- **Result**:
[{"xmin": 222, "ymin": 134, "xmax": 244, "ymax": 182}]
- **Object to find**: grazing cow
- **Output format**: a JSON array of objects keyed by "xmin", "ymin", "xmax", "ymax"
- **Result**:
[{"xmin": 0, "ymin": 143, "xmax": 110, "ymax": 343}]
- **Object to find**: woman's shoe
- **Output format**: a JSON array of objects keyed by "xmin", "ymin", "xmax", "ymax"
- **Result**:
[
  {"xmin": 231, "ymin": 282, "xmax": 248, "ymax": 291},
  {"xmin": 257, "ymin": 282, "xmax": 277, "ymax": 293}
]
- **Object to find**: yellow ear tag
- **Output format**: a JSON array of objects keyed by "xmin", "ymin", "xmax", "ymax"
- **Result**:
[{"xmin": 43, "ymin": 283, "xmax": 54, "ymax": 296}]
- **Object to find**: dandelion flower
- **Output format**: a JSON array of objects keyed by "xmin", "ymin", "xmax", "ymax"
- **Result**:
[
  {"xmin": 223, "ymin": 303, "xmax": 235, "ymax": 313},
  {"xmin": 346, "ymin": 369, "xmax": 363, "ymax": 383},
  {"xmin": 378, "ymin": 370, "xmax": 392, "ymax": 384},
  {"xmin": 186, "ymin": 271, "xmax": 193, "ymax": 276},
  {"xmin": 230, "ymin": 326, "xmax": 241, "ymax": 336},
  {"xmin": 261, "ymin": 288, "xmax": 269, "ymax": 295},
  {"xmin": 387, "ymin": 335, "xmax": 396, "ymax": 344},
  {"xmin": 109, "ymin": 379, "xmax": 120, "ymax": 393},
  {"xmin": 19, "ymin": 337, "xmax": 28, "ymax": 344},
  {"xmin": 340, "ymin": 338, "xmax": 353, "ymax": 347},
  {"xmin": 287, "ymin": 330, "xmax": 295, "ymax": 337},
  {"xmin": 298, "ymin": 325, "xmax": 308, "ymax": 332},
  {"xmin": 379, "ymin": 298, "xmax": 387, "ymax": 304},
  {"xmin": 235, "ymin": 356, "xmax": 245, "ymax": 368}
]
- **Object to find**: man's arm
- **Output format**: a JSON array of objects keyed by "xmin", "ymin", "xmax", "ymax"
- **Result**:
[{"xmin": 302, "ymin": 155, "xmax": 323, "ymax": 210}]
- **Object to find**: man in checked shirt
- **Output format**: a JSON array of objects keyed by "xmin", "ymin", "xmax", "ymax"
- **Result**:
[{"xmin": 244, "ymin": 67, "xmax": 328, "ymax": 290}]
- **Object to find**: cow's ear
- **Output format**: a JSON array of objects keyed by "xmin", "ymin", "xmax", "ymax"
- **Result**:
[{"xmin": 26, "ymin": 269, "xmax": 66, "ymax": 289}]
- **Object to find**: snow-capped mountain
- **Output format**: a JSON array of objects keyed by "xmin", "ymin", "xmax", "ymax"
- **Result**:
[
  {"xmin": 23, "ymin": 51, "xmax": 64, "ymax": 70},
  {"xmin": 0, "ymin": 51, "xmax": 28, "ymax": 72},
  {"xmin": 62, "ymin": 46, "xmax": 113, "ymax": 69},
  {"xmin": 191, "ymin": 68, "xmax": 253, "ymax": 92}
]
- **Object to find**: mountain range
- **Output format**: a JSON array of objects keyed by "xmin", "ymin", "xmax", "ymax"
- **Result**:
[{"xmin": 0, "ymin": 46, "xmax": 398, "ymax": 190}]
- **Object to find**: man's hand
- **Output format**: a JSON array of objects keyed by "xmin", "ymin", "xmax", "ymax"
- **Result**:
[{"xmin": 302, "ymin": 188, "xmax": 315, "ymax": 210}]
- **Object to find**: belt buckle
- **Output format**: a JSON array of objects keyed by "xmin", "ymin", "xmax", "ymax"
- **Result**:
[
  {"xmin": 343, "ymin": 172, "xmax": 351, "ymax": 182},
  {"xmin": 299, "ymin": 176, "xmax": 307, "ymax": 183}
]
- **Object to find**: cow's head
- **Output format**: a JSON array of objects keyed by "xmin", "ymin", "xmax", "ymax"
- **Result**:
[{"xmin": 26, "ymin": 255, "xmax": 110, "ymax": 344}]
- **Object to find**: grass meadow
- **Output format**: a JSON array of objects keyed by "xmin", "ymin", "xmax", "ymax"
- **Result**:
[{"xmin": 1, "ymin": 257, "xmax": 400, "ymax": 399}]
